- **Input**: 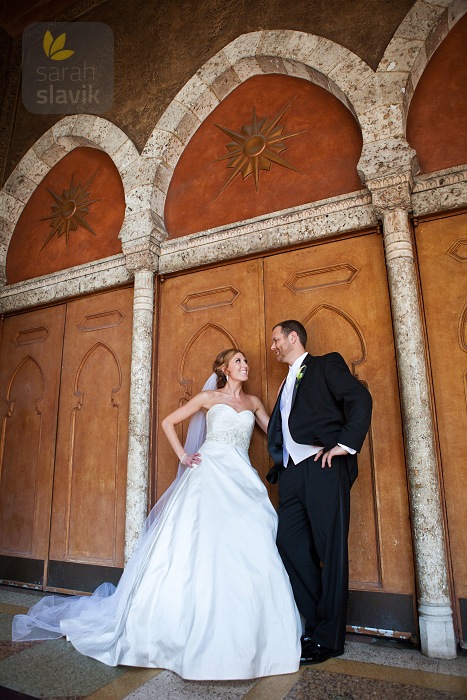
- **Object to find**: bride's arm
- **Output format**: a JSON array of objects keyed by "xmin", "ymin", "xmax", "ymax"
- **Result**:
[
  {"xmin": 252, "ymin": 397, "xmax": 269, "ymax": 433},
  {"xmin": 161, "ymin": 392, "xmax": 210, "ymax": 466}
]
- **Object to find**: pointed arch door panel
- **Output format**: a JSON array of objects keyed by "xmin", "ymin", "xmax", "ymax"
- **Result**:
[
  {"xmin": 415, "ymin": 212, "xmax": 467, "ymax": 644},
  {"xmin": 0, "ymin": 306, "xmax": 65, "ymax": 586},
  {"xmin": 0, "ymin": 288, "xmax": 133, "ymax": 593},
  {"xmin": 156, "ymin": 259, "xmax": 267, "ymax": 500},
  {"xmin": 48, "ymin": 288, "xmax": 133, "ymax": 592},
  {"xmin": 263, "ymin": 232, "xmax": 416, "ymax": 638}
]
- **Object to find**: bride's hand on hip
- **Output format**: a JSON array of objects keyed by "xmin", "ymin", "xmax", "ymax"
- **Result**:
[{"xmin": 181, "ymin": 452, "xmax": 202, "ymax": 468}]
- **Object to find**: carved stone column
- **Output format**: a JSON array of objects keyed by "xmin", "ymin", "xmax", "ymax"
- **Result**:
[
  {"xmin": 368, "ymin": 175, "xmax": 457, "ymax": 659},
  {"xmin": 123, "ymin": 244, "xmax": 159, "ymax": 562}
]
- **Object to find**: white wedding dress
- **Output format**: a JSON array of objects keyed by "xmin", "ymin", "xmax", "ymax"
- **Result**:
[{"xmin": 13, "ymin": 403, "xmax": 301, "ymax": 680}]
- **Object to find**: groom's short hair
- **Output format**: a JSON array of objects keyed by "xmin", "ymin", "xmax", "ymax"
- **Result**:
[{"xmin": 275, "ymin": 320, "xmax": 307, "ymax": 347}]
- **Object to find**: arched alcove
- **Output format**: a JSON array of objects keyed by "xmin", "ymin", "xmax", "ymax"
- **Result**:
[
  {"xmin": 406, "ymin": 14, "xmax": 467, "ymax": 174},
  {"xmin": 6, "ymin": 147, "xmax": 126, "ymax": 284},
  {"xmin": 164, "ymin": 74, "xmax": 363, "ymax": 237}
]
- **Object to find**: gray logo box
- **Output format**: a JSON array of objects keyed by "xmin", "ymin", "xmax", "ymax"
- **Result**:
[{"xmin": 22, "ymin": 22, "xmax": 114, "ymax": 114}]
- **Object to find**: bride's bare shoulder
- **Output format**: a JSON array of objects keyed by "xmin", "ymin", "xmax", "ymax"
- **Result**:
[
  {"xmin": 197, "ymin": 388, "xmax": 226, "ymax": 407},
  {"xmin": 241, "ymin": 392, "xmax": 261, "ymax": 410},
  {"xmin": 243, "ymin": 390, "xmax": 260, "ymax": 402}
]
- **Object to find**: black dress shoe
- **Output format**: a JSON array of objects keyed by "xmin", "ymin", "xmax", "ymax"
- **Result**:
[
  {"xmin": 300, "ymin": 635, "xmax": 314, "ymax": 649},
  {"xmin": 300, "ymin": 637, "xmax": 316, "ymax": 657},
  {"xmin": 300, "ymin": 642, "xmax": 344, "ymax": 665}
]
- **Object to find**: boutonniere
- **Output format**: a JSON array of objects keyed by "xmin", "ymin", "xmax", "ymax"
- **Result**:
[{"xmin": 295, "ymin": 364, "xmax": 307, "ymax": 389}]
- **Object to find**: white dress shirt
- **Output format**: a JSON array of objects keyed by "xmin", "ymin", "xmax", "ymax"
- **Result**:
[{"xmin": 280, "ymin": 352, "xmax": 355, "ymax": 467}]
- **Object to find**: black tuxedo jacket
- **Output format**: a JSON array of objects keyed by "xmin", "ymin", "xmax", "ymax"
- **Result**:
[{"xmin": 266, "ymin": 352, "xmax": 372, "ymax": 484}]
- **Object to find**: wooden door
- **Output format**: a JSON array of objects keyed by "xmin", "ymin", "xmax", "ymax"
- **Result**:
[
  {"xmin": 156, "ymin": 232, "xmax": 416, "ymax": 639},
  {"xmin": 47, "ymin": 288, "xmax": 133, "ymax": 592},
  {"xmin": 156, "ymin": 259, "xmax": 267, "ymax": 500},
  {"xmin": 415, "ymin": 212, "xmax": 467, "ymax": 644},
  {"xmin": 263, "ymin": 232, "xmax": 416, "ymax": 638},
  {"xmin": 0, "ymin": 306, "xmax": 65, "ymax": 587}
]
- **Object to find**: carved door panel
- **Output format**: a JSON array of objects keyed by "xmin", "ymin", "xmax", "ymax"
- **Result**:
[
  {"xmin": 0, "ymin": 306, "xmax": 65, "ymax": 587},
  {"xmin": 156, "ymin": 259, "xmax": 267, "ymax": 501},
  {"xmin": 415, "ymin": 212, "xmax": 467, "ymax": 644},
  {"xmin": 47, "ymin": 288, "xmax": 133, "ymax": 593},
  {"xmin": 263, "ymin": 232, "xmax": 417, "ymax": 639}
]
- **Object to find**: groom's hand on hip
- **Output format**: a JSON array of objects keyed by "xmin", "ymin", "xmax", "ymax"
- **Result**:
[{"xmin": 314, "ymin": 445, "xmax": 348, "ymax": 469}]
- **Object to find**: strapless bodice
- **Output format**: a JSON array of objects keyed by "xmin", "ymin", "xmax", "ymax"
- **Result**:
[{"xmin": 204, "ymin": 404, "xmax": 255, "ymax": 451}]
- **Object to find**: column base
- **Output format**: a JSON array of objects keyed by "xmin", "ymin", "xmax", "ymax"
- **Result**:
[{"xmin": 418, "ymin": 603, "xmax": 457, "ymax": 658}]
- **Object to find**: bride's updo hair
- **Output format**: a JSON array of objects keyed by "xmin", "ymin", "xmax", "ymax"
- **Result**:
[{"xmin": 213, "ymin": 348, "xmax": 244, "ymax": 389}]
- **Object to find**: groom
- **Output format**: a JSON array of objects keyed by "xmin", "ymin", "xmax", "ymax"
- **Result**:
[{"xmin": 267, "ymin": 320, "xmax": 372, "ymax": 664}]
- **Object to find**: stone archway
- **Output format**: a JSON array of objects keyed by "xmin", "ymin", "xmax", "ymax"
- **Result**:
[
  {"xmin": 137, "ymin": 2, "xmax": 467, "ymax": 221},
  {"xmin": 0, "ymin": 115, "xmax": 140, "ymax": 285}
]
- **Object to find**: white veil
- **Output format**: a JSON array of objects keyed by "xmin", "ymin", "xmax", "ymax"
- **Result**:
[
  {"xmin": 140, "ymin": 372, "xmax": 217, "ymax": 535},
  {"xmin": 12, "ymin": 373, "xmax": 218, "ymax": 642}
]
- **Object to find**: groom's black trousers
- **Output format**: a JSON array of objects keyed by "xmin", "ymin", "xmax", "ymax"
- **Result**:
[{"xmin": 276, "ymin": 453, "xmax": 351, "ymax": 652}]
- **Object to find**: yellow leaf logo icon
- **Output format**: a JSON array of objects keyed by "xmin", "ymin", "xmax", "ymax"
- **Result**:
[{"xmin": 43, "ymin": 30, "xmax": 75, "ymax": 60}]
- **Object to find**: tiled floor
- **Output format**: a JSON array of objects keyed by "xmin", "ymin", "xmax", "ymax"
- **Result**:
[{"xmin": 1, "ymin": 586, "xmax": 466, "ymax": 699}]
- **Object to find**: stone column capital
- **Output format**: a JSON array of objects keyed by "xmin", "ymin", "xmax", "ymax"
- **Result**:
[
  {"xmin": 124, "ymin": 241, "xmax": 160, "ymax": 275},
  {"xmin": 357, "ymin": 137, "xmax": 418, "ymax": 194},
  {"xmin": 367, "ymin": 172, "xmax": 414, "ymax": 217}
]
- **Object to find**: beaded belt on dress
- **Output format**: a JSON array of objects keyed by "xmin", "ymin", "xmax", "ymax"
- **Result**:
[{"xmin": 205, "ymin": 429, "xmax": 250, "ymax": 451}]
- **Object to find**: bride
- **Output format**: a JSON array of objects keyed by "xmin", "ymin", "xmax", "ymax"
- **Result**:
[{"xmin": 12, "ymin": 348, "xmax": 301, "ymax": 680}]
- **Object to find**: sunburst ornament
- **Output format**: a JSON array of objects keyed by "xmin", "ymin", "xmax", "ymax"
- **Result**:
[
  {"xmin": 40, "ymin": 171, "xmax": 100, "ymax": 251},
  {"xmin": 214, "ymin": 99, "xmax": 304, "ymax": 197}
]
